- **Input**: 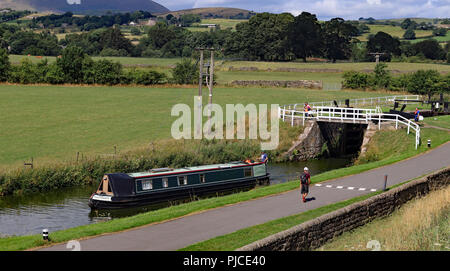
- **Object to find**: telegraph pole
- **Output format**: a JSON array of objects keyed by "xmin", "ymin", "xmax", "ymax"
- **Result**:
[{"xmin": 195, "ymin": 47, "xmax": 216, "ymax": 124}]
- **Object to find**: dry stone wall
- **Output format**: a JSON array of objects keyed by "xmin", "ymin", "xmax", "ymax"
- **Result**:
[{"xmin": 231, "ymin": 80, "xmax": 323, "ymax": 89}]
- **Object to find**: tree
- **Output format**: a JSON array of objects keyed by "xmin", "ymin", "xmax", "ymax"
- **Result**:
[
  {"xmin": 366, "ymin": 31, "xmax": 401, "ymax": 61},
  {"xmin": 432, "ymin": 28, "xmax": 447, "ymax": 37},
  {"xmin": 57, "ymin": 46, "xmax": 88, "ymax": 84},
  {"xmin": 372, "ymin": 63, "xmax": 391, "ymax": 89},
  {"xmin": 403, "ymin": 28, "xmax": 416, "ymax": 40},
  {"xmin": 321, "ymin": 18, "xmax": 358, "ymax": 63},
  {"xmin": 286, "ymin": 12, "xmax": 322, "ymax": 62},
  {"xmin": 413, "ymin": 39, "xmax": 446, "ymax": 60},
  {"xmin": 0, "ymin": 48, "xmax": 10, "ymax": 82},
  {"xmin": 407, "ymin": 70, "xmax": 442, "ymax": 101},
  {"xmin": 401, "ymin": 18, "xmax": 417, "ymax": 30},
  {"xmin": 224, "ymin": 12, "xmax": 295, "ymax": 61}
]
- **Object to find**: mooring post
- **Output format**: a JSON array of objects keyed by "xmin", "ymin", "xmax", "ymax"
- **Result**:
[{"xmin": 383, "ymin": 175, "xmax": 388, "ymax": 191}]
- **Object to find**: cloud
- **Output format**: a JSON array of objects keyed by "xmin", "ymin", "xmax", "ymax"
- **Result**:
[{"xmin": 155, "ymin": 0, "xmax": 450, "ymax": 19}]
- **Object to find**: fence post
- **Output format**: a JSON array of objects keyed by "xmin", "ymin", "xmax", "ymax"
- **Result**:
[
  {"xmin": 395, "ymin": 115, "xmax": 398, "ymax": 129},
  {"xmin": 407, "ymin": 122, "xmax": 410, "ymax": 134},
  {"xmin": 291, "ymin": 109, "xmax": 294, "ymax": 127},
  {"xmin": 378, "ymin": 114, "xmax": 381, "ymax": 130},
  {"xmin": 282, "ymin": 106, "xmax": 286, "ymax": 121}
]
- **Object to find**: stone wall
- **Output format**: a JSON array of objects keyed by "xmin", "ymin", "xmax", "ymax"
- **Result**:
[
  {"xmin": 231, "ymin": 80, "xmax": 323, "ymax": 89},
  {"xmin": 237, "ymin": 167, "xmax": 450, "ymax": 251},
  {"xmin": 283, "ymin": 121, "xmax": 325, "ymax": 161}
]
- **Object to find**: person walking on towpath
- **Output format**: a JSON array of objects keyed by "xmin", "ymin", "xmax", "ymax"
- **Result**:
[{"xmin": 300, "ymin": 167, "xmax": 311, "ymax": 203}]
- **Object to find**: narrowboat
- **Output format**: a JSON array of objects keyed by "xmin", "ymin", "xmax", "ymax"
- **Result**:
[{"xmin": 88, "ymin": 161, "xmax": 270, "ymax": 209}]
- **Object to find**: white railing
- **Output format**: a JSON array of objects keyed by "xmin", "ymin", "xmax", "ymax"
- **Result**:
[
  {"xmin": 279, "ymin": 106, "xmax": 420, "ymax": 149},
  {"xmin": 281, "ymin": 95, "xmax": 421, "ymax": 109}
]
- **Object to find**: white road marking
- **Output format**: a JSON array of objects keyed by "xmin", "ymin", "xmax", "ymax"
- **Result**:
[
  {"xmin": 315, "ymin": 184, "xmax": 322, "ymax": 187},
  {"xmin": 370, "ymin": 189, "xmax": 377, "ymax": 192},
  {"xmin": 326, "ymin": 185, "xmax": 332, "ymax": 188},
  {"xmin": 348, "ymin": 187, "xmax": 354, "ymax": 190},
  {"xmin": 358, "ymin": 188, "xmax": 366, "ymax": 191},
  {"xmin": 336, "ymin": 186, "xmax": 343, "ymax": 189}
]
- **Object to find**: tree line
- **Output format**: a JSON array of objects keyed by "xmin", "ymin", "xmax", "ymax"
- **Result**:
[
  {"xmin": 0, "ymin": 46, "xmax": 197, "ymax": 86},
  {"xmin": 30, "ymin": 11, "xmax": 154, "ymax": 31},
  {"xmin": 1, "ymin": 11, "xmax": 449, "ymax": 63},
  {"xmin": 343, "ymin": 63, "xmax": 450, "ymax": 100}
]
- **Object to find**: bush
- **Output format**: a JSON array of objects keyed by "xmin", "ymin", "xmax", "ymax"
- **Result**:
[
  {"xmin": 171, "ymin": 58, "xmax": 198, "ymax": 84},
  {"xmin": 99, "ymin": 48, "xmax": 128, "ymax": 57},
  {"xmin": 44, "ymin": 63, "xmax": 65, "ymax": 84},
  {"xmin": 83, "ymin": 59, "xmax": 123, "ymax": 85},
  {"xmin": 403, "ymin": 28, "xmax": 416, "ymax": 40},
  {"xmin": 0, "ymin": 48, "xmax": 10, "ymax": 82},
  {"xmin": 342, "ymin": 71, "xmax": 370, "ymax": 89},
  {"xmin": 372, "ymin": 63, "xmax": 391, "ymax": 89},
  {"xmin": 127, "ymin": 69, "xmax": 167, "ymax": 85},
  {"xmin": 8, "ymin": 58, "xmax": 41, "ymax": 84}
]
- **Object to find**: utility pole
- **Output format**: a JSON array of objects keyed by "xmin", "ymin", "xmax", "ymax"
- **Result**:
[
  {"xmin": 195, "ymin": 47, "xmax": 216, "ymax": 124},
  {"xmin": 369, "ymin": 52, "xmax": 386, "ymax": 64}
]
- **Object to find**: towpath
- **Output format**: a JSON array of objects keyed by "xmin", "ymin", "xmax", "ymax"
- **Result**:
[{"xmin": 40, "ymin": 142, "xmax": 450, "ymax": 251}]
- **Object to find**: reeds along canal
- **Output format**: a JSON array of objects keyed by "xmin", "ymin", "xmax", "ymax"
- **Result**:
[{"xmin": 0, "ymin": 157, "xmax": 351, "ymax": 237}]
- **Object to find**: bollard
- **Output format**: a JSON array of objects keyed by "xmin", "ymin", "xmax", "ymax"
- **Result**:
[
  {"xmin": 427, "ymin": 139, "xmax": 431, "ymax": 148},
  {"xmin": 43, "ymin": 229, "xmax": 49, "ymax": 241},
  {"xmin": 383, "ymin": 175, "xmax": 388, "ymax": 191}
]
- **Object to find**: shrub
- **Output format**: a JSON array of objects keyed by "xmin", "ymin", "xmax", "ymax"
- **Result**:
[
  {"xmin": 128, "ymin": 69, "xmax": 167, "ymax": 85},
  {"xmin": 8, "ymin": 58, "xmax": 40, "ymax": 84},
  {"xmin": 342, "ymin": 71, "xmax": 370, "ymax": 89},
  {"xmin": 0, "ymin": 48, "xmax": 10, "ymax": 82},
  {"xmin": 83, "ymin": 59, "xmax": 123, "ymax": 85},
  {"xmin": 171, "ymin": 58, "xmax": 198, "ymax": 84},
  {"xmin": 372, "ymin": 63, "xmax": 391, "ymax": 89},
  {"xmin": 44, "ymin": 63, "xmax": 65, "ymax": 84}
]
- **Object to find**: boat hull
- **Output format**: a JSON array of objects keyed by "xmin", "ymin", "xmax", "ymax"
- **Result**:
[{"xmin": 89, "ymin": 174, "xmax": 270, "ymax": 209}]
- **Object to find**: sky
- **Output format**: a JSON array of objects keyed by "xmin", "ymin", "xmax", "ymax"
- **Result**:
[{"xmin": 155, "ymin": 0, "xmax": 450, "ymax": 20}]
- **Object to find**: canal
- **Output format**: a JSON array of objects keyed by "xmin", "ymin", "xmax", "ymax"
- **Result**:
[{"xmin": 0, "ymin": 158, "xmax": 351, "ymax": 237}]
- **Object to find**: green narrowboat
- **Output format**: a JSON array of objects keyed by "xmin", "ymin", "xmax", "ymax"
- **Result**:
[{"xmin": 88, "ymin": 161, "xmax": 269, "ymax": 209}]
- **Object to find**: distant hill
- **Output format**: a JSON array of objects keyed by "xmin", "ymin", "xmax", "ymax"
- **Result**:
[
  {"xmin": 0, "ymin": 0, "xmax": 169, "ymax": 14},
  {"xmin": 157, "ymin": 7, "xmax": 256, "ymax": 19}
]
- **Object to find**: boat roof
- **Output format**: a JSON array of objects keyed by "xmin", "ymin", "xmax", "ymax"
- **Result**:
[{"xmin": 127, "ymin": 161, "xmax": 261, "ymax": 179}]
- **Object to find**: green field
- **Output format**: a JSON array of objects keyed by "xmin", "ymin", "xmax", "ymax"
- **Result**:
[
  {"xmin": 0, "ymin": 84, "xmax": 397, "ymax": 169},
  {"xmin": 358, "ymin": 25, "xmax": 434, "ymax": 41}
]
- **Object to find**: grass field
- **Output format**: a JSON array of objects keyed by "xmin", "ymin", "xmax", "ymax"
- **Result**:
[
  {"xmin": 358, "ymin": 25, "xmax": 434, "ymax": 41},
  {"xmin": 318, "ymin": 186, "xmax": 450, "ymax": 251},
  {"xmin": 0, "ymin": 84, "xmax": 395, "ymax": 169}
]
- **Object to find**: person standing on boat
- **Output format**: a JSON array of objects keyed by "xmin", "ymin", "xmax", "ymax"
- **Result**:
[
  {"xmin": 260, "ymin": 152, "xmax": 268, "ymax": 163},
  {"xmin": 300, "ymin": 167, "xmax": 311, "ymax": 203}
]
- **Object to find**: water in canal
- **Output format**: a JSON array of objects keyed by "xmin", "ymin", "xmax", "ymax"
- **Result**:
[{"xmin": 0, "ymin": 158, "xmax": 351, "ymax": 237}]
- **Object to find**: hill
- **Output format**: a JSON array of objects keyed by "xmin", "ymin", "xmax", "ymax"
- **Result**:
[
  {"xmin": 157, "ymin": 7, "xmax": 255, "ymax": 19},
  {"xmin": 0, "ymin": 0, "xmax": 169, "ymax": 14}
]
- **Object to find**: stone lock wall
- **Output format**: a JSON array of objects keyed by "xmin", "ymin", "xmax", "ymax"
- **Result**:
[{"xmin": 237, "ymin": 167, "xmax": 450, "ymax": 251}]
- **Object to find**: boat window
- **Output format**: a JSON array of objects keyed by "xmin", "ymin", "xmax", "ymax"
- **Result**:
[
  {"xmin": 244, "ymin": 168, "xmax": 252, "ymax": 177},
  {"xmin": 142, "ymin": 180, "xmax": 153, "ymax": 190},
  {"xmin": 107, "ymin": 182, "xmax": 112, "ymax": 193},
  {"xmin": 162, "ymin": 178, "xmax": 169, "ymax": 188},
  {"xmin": 200, "ymin": 174, "xmax": 206, "ymax": 183},
  {"xmin": 178, "ymin": 176, "xmax": 188, "ymax": 186}
]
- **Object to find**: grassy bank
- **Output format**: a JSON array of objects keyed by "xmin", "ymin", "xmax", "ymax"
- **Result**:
[
  {"xmin": 0, "ymin": 127, "xmax": 447, "ymax": 250},
  {"xmin": 318, "ymin": 186, "xmax": 450, "ymax": 251},
  {"xmin": 0, "ymin": 84, "xmax": 390, "ymax": 169}
]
